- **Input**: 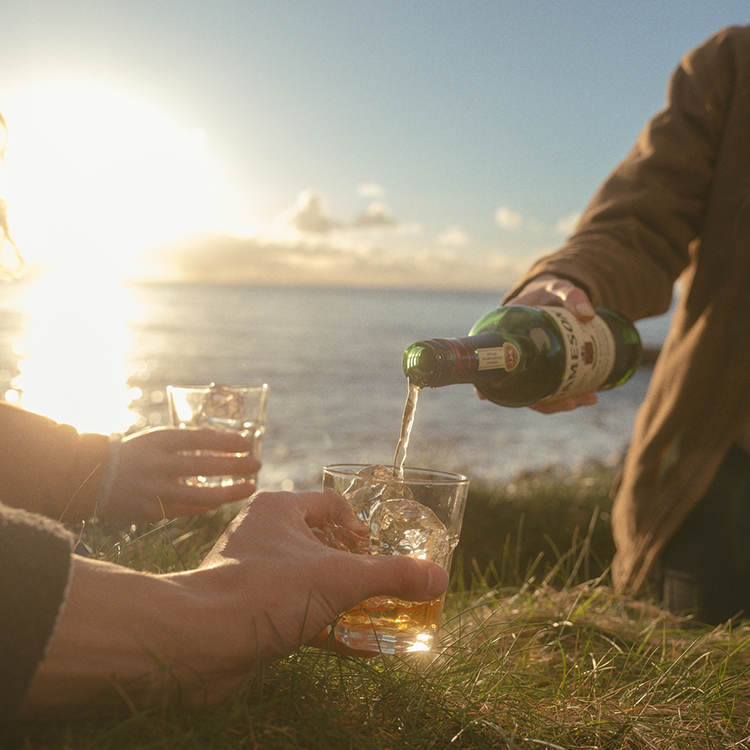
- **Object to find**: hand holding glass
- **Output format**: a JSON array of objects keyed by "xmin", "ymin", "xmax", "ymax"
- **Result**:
[
  {"xmin": 322, "ymin": 464, "xmax": 469, "ymax": 654},
  {"xmin": 167, "ymin": 384, "xmax": 268, "ymax": 487}
]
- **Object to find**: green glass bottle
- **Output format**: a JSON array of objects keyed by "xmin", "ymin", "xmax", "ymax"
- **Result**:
[{"xmin": 402, "ymin": 305, "xmax": 643, "ymax": 408}]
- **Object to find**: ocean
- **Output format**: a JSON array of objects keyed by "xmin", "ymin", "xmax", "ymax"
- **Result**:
[{"xmin": 0, "ymin": 279, "xmax": 671, "ymax": 492}]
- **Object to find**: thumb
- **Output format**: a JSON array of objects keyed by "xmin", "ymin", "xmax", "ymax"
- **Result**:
[
  {"xmin": 561, "ymin": 286, "xmax": 595, "ymax": 320},
  {"xmin": 348, "ymin": 554, "xmax": 449, "ymax": 605}
]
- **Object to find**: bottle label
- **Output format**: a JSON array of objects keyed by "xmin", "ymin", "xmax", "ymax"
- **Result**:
[
  {"xmin": 477, "ymin": 343, "xmax": 519, "ymax": 372},
  {"xmin": 540, "ymin": 306, "xmax": 616, "ymax": 400}
]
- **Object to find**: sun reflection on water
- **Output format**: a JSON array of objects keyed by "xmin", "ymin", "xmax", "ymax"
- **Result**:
[{"xmin": 9, "ymin": 272, "xmax": 138, "ymax": 434}]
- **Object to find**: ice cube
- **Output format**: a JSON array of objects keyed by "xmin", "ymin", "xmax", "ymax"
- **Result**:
[
  {"xmin": 358, "ymin": 465, "xmax": 415, "ymax": 500},
  {"xmin": 357, "ymin": 464, "xmax": 395, "ymax": 480},
  {"xmin": 201, "ymin": 384, "xmax": 246, "ymax": 429},
  {"xmin": 368, "ymin": 496, "xmax": 450, "ymax": 566},
  {"xmin": 343, "ymin": 465, "xmax": 414, "ymax": 523},
  {"xmin": 346, "ymin": 483, "xmax": 383, "ymax": 524}
]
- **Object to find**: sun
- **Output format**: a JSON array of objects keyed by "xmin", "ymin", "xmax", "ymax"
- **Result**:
[
  {"xmin": 0, "ymin": 78, "xmax": 243, "ymax": 279},
  {"xmin": 0, "ymin": 78, "xmax": 254, "ymax": 432}
]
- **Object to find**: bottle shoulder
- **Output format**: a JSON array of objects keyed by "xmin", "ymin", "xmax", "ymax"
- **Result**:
[
  {"xmin": 469, "ymin": 304, "xmax": 554, "ymax": 334},
  {"xmin": 469, "ymin": 306, "xmax": 565, "ymax": 354}
]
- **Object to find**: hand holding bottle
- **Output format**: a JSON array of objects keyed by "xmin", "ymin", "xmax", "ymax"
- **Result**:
[
  {"xmin": 505, "ymin": 274, "xmax": 599, "ymax": 413},
  {"xmin": 403, "ymin": 276, "xmax": 641, "ymax": 409}
]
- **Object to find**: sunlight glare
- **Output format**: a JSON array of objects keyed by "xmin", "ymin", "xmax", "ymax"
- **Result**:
[
  {"xmin": 0, "ymin": 78, "xmax": 244, "ymax": 279},
  {"xmin": 11, "ymin": 275, "xmax": 138, "ymax": 434},
  {"xmin": 0, "ymin": 78, "xmax": 254, "ymax": 432}
]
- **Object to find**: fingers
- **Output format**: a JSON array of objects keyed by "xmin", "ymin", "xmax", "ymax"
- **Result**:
[
  {"xmin": 347, "ymin": 554, "xmax": 449, "ymax": 604},
  {"xmin": 231, "ymin": 490, "xmax": 448, "ymax": 603},
  {"xmin": 168, "ymin": 451, "xmax": 261, "ymax": 478},
  {"xmin": 559, "ymin": 286, "xmax": 595, "ymax": 320},
  {"xmin": 540, "ymin": 279, "xmax": 594, "ymax": 319},
  {"xmin": 473, "ymin": 386, "xmax": 486, "ymax": 401},
  {"xmin": 288, "ymin": 488, "xmax": 365, "ymax": 535},
  {"xmin": 531, "ymin": 392, "xmax": 597, "ymax": 414},
  {"xmin": 508, "ymin": 274, "xmax": 594, "ymax": 320},
  {"xmin": 136, "ymin": 427, "xmax": 256, "ymax": 453},
  {"xmin": 290, "ymin": 491, "xmax": 448, "ymax": 602},
  {"xmin": 506, "ymin": 274, "xmax": 566, "ymax": 307},
  {"xmin": 127, "ymin": 427, "xmax": 261, "ymax": 479}
]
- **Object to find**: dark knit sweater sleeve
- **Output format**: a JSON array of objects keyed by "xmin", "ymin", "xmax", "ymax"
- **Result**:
[{"xmin": 0, "ymin": 502, "xmax": 73, "ymax": 721}]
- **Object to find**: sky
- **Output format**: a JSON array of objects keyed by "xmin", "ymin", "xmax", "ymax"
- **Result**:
[{"xmin": 1, "ymin": 1, "xmax": 749, "ymax": 291}]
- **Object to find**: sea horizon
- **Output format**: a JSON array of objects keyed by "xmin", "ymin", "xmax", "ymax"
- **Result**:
[{"xmin": 0, "ymin": 279, "xmax": 670, "ymax": 492}]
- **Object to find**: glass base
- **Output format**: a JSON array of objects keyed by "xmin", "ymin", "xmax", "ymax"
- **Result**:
[
  {"xmin": 334, "ymin": 624, "xmax": 436, "ymax": 654},
  {"xmin": 333, "ymin": 595, "xmax": 441, "ymax": 654}
]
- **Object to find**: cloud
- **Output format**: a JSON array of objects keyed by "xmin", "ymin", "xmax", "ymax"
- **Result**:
[
  {"xmin": 495, "ymin": 204, "xmax": 583, "ymax": 237},
  {"xmin": 436, "ymin": 225, "xmax": 471, "ymax": 247},
  {"xmin": 141, "ymin": 187, "xmax": 566, "ymax": 292},
  {"xmin": 356, "ymin": 182, "xmax": 385, "ymax": 198},
  {"xmin": 495, "ymin": 205, "xmax": 523, "ymax": 230},
  {"xmin": 277, "ymin": 190, "xmax": 409, "ymax": 235},
  {"xmin": 353, "ymin": 201, "xmax": 397, "ymax": 228},
  {"xmin": 148, "ymin": 230, "xmax": 527, "ymax": 292},
  {"xmin": 275, "ymin": 190, "xmax": 343, "ymax": 233}
]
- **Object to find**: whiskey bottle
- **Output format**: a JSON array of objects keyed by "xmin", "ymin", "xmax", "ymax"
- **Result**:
[{"xmin": 402, "ymin": 305, "xmax": 642, "ymax": 407}]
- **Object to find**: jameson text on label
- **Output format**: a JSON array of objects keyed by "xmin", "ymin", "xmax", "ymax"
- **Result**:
[{"xmin": 541, "ymin": 307, "xmax": 616, "ymax": 399}]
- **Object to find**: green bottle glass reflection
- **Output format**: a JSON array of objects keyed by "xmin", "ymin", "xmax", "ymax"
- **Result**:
[{"xmin": 402, "ymin": 305, "xmax": 643, "ymax": 408}]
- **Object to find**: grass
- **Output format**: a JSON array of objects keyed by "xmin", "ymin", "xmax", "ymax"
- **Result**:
[
  {"xmin": 16, "ymin": 462, "xmax": 750, "ymax": 749},
  {"xmin": 455, "ymin": 460, "xmax": 618, "ymax": 589}
]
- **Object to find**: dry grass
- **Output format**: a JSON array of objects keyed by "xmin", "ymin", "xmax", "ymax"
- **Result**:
[{"xmin": 17, "ymin": 464, "xmax": 750, "ymax": 749}]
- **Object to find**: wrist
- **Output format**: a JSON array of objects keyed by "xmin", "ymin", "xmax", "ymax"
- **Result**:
[
  {"xmin": 20, "ymin": 558, "xmax": 242, "ymax": 716},
  {"xmin": 93, "ymin": 433, "xmax": 123, "ymax": 520}
]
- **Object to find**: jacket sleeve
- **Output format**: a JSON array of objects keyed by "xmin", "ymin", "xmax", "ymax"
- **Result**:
[
  {"xmin": 0, "ymin": 502, "xmax": 73, "ymax": 722},
  {"xmin": 504, "ymin": 25, "xmax": 742, "ymax": 322},
  {"xmin": 0, "ymin": 401, "xmax": 110, "ymax": 522}
]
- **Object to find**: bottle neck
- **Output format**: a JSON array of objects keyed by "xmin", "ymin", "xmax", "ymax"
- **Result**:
[{"xmin": 403, "ymin": 334, "xmax": 503, "ymax": 387}]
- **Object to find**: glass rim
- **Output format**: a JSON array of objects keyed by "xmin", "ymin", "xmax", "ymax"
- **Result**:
[
  {"xmin": 323, "ymin": 463, "xmax": 469, "ymax": 485},
  {"xmin": 167, "ymin": 383, "xmax": 269, "ymax": 392}
]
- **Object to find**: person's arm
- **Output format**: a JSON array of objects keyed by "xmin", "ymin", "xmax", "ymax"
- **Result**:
[
  {"xmin": 19, "ymin": 489, "xmax": 448, "ymax": 717},
  {"xmin": 0, "ymin": 401, "xmax": 109, "ymax": 521},
  {"xmin": 0, "ymin": 401, "xmax": 261, "ymax": 522},
  {"xmin": 505, "ymin": 26, "xmax": 738, "ymax": 322}
]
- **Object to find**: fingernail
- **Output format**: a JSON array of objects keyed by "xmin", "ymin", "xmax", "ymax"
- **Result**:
[
  {"xmin": 575, "ymin": 301, "xmax": 595, "ymax": 318},
  {"xmin": 425, "ymin": 564, "xmax": 449, "ymax": 599}
]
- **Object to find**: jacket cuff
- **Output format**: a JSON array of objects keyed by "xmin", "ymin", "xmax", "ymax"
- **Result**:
[{"xmin": 0, "ymin": 503, "xmax": 73, "ymax": 721}]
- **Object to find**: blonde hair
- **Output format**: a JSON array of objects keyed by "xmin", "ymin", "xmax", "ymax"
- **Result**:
[{"xmin": 0, "ymin": 111, "xmax": 23, "ymax": 278}]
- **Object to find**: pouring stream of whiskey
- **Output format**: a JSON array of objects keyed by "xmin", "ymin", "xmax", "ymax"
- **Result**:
[{"xmin": 393, "ymin": 382, "xmax": 421, "ymax": 479}]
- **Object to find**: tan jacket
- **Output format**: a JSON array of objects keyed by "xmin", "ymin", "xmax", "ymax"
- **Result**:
[{"xmin": 505, "ymin": 25, "xmax": 750, "ymax": 592}]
